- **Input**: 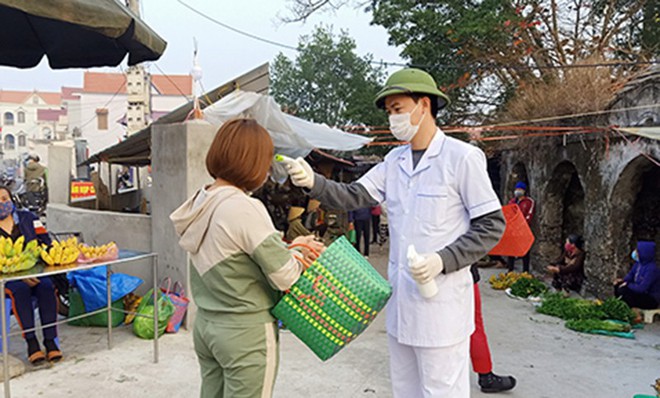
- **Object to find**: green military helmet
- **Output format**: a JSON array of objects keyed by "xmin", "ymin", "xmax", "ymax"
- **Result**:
[{"xmin": 375, "ymin": 68, "xmax": 450, "ymax": 110}]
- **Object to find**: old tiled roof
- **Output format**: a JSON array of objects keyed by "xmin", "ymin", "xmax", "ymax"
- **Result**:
[
  {"xmin": 0, "ymin": 90, "xmax": 62, "ymax": 105},
  {"xmin": 61, "ymin": 87, "xmax": 82, "ymax": 101},
  {"xmin": 83, "ymin": 72, "xmax": 127, "ymax": 94},
  {"xmin": 151, "ymin": 75, "xmax": 192, "ymax": 96},
  {"xmin": 83, "ymin": 72, "xmax": 192, "ymax": 96}
]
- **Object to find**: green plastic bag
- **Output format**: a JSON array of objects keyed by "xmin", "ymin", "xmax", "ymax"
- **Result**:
[
  {"xmin": 132, "ymin": 289, "xmax": 175, "ymax": 340},
  {"xmin": 68, "ymin": 288, "xmax": 124, "ymax": 327},
  {"xmin": 347, "ymin": 228, "xmax": 356, "ymax": 245}
]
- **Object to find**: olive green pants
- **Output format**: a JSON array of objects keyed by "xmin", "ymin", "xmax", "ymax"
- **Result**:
[{"xmin": 193, "ymin": 316, "xmax": 280, "ymax": 398}]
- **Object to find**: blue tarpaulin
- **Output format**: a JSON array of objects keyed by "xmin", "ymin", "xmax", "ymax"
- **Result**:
[{"xmin": 68, "ymin": 267, "xmax": 143, "ymax": 312}]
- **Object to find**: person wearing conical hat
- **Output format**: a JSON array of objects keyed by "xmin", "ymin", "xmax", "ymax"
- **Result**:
[
  {"xmin": 286, "ymin": 206, "xmax": 311, "ymax": 242},
  {"xmin": 283, "ymin": 68, "xmax": 508, "ymax": 397}
]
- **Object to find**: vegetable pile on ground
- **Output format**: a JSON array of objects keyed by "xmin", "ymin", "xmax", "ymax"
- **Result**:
[
  {"xmin": 509, "ymin": 277, "xmax": 547, "ymax": 298},
  {"xmin": 537, "ymin": 293, "xmax": 638, "ymax": 338},
  {"xmin": 537, "ymin": 294, "xmax": 636, "ymax": 322},
  {"xmin": 565, "ymin": 319, "xmax": 631, "ymax": 333},
  {"xmin": 489, "ymin": 272, "xmax": 532, "ymax": 290}
]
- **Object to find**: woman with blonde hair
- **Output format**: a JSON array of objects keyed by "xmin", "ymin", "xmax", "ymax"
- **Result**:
[{"xmin": 170, "ymin": 118, "xmax": 322, "ymax": 398}]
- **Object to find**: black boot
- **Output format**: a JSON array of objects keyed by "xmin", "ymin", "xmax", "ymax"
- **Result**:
[{"xmin": 478, "ymin": 372, "xmax": 516, "ymax": 393}]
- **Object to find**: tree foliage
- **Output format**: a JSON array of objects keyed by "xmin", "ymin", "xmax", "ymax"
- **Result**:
[
  {"xmin": 283, "ymin": 0, "xmax": 658, "ymax": 123},
  {"xmin": 270, "ymin": 25, "xmax": 387, "ymax": 128}
]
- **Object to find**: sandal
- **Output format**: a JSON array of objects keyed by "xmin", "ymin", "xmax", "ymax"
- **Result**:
[
  {"xmin": 47, "ymin": 349, "xmax": 63, "ymax": 362},
  {"xmin": 43, "ymin": 339, "xmax": 63, "ymax": 362},
  {"xmin": 28, "ymin": 350, "xmax": 46, "ymax": 365}
]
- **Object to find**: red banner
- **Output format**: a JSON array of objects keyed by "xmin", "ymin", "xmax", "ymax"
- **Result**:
[{"xmin": 71, "ymin": 181, "xmax": 96, "ymax": 200}]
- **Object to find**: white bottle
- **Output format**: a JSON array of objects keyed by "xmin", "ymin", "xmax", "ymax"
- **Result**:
[{"xmin": 407, "ymin": 245, "xmax": 438, "ymax": 299}]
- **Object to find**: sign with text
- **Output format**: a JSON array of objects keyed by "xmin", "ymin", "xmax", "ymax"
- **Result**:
[{"xmin": 71, "ymin": 181, "xmax": 96, "ymax": 201}]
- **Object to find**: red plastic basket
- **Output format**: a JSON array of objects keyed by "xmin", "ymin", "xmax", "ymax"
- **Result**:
[{"xmin": 489, "ymin": 204, "xmax": 535, "ymax": 257}]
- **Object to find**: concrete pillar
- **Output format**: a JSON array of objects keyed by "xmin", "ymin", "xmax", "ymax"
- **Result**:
[
  {"xmin": 150, "ymin": 121, "xmax": 216, "ymax": 327},
  {"xmin": 48, "ymin": 144, "xmax": 73, "ymax": 204}
]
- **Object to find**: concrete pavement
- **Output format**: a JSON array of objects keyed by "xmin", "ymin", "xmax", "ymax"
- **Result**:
[{"xmin": 3, "ymin": 244, "xmax": 659, "ymax": 397}]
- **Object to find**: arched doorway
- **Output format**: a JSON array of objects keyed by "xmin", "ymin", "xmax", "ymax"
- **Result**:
[
  {"xmin": 506, "ymin": 162, "xmax": 529, "ymax": 199},
  {"xmin": 610, "ymin": 156, "xmax": 660, "ymax": 271},
  {"xmin": 541, "ymin": 162, "xmax": 585, "ymax": 261},
  {"xmin": 486, "ymin": 154, "xmax": 502, "ymax": 199}
]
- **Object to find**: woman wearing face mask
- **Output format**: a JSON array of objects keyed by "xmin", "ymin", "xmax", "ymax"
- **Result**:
[
  {"xmin": 170, "ymin": 118, "xmax": 324, "ymax": 398},
  {"xmin": 613, "ymin": 241, "xmax": 660, "ymax": 310},
  {"xmin": 0, "ymin": 185, "xmax": 62, "ymax": 365},
  {"xmin": 546, "ymin": 234, "xmax": 586, "ymax": 294},
  {"xmin": 503, "ymin": 181, "xmax": 535, "ymax": 272}
]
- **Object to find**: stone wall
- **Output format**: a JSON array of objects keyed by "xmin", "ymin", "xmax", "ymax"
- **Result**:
[
  {"xmin": 496, "ymin": 67, "xmax": 660, "ymax": 297},
  {"xmin": 47, "ymin": 203, "xmax": 154, "ymax": 295}
]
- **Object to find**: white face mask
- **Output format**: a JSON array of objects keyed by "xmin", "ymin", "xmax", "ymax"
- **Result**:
[{"xmin": 389, "ymin": 102, "xmax": 425, "ymax": 142}]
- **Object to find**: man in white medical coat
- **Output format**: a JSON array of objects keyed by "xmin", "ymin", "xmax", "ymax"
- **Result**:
[{"xmin": 285, "ymin": 68, "xmax": 506, "ymax": 397}]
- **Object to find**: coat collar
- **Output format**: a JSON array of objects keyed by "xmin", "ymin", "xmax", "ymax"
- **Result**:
[{"xmin": 397, "ymin": 128, "xmax": 447, "ymax": 177}]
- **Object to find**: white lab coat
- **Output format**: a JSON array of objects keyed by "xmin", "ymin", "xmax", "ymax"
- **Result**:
[{"xmin": 358, "ymin": 129, "xmax": 501, "ymax": 396}]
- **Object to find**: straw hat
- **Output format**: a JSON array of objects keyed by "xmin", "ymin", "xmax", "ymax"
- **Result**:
[
  {"xmin": 307, "ymin": 199, "xmax": 321, "ymax": 212},
  {"xmin": 288, "ymin": 206, "xmax": 305, "ymax": 222}
]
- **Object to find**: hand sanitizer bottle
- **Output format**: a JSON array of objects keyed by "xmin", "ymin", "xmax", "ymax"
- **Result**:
[{"xmin": 407, "ymin": 245, "xmax": 438, "ymax": 298}]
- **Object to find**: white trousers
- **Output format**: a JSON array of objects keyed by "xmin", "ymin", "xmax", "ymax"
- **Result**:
[{"xmin": 388, "ymin": 335, "xmax": 470, "ymax": 398}]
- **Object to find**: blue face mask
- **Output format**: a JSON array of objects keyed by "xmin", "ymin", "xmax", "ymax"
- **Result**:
[
  {"xmin": 631, "ymin": 250, "xmax": 639, "ymax": 262},
  {"xmin": 0, "ymin": 201, "xmax": 14, "ymax": 220}
]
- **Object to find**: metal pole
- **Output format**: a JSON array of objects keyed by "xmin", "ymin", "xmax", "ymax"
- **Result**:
[
  {"xmin": 95, "ymin": 161, "xmax": 101, "ymax": 211},
  {"xmin": 108, "ymin": 162, "xmax": 113, "ymax": 211},
  {"xmin": 1, "ymin": 281, "xmax": 10, "ymax": 398},
  {"xmin": 107, "ymin": 264, "xmax": 112, "ymax": 350},
  {"xmin": 152, "ymin": 256, "xmax": 158, "ymax": 363}
]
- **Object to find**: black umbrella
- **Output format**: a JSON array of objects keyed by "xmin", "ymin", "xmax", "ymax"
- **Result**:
[{"xmin": 0, "ymin": 0, "xmax": 167, "ymax": 69}]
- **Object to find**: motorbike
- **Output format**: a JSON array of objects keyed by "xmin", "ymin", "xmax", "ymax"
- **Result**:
[{"xmin": 16, "ymin": 177, "xmax": 48, "ymax": 218}]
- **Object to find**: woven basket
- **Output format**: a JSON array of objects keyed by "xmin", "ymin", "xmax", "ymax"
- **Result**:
[{"xmin": 272, "ymin": 236, "xmax": 392, "ymax": 361}]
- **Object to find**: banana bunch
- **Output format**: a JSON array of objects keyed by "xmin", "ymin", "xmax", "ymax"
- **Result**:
[
  {"xmin": 78, "ymin": 242, "xmax": 117, "ymax": 261},
  {"xmin": 489, "ymin": 271, "xmax": 533, "ymax": 290},
  {"xmin": 0, "ymin": 236, "xmax": 41, "ymax": 274},
  {"xmin": 40, "ymin": 238, "xmax": 80, "ymax": 266}
]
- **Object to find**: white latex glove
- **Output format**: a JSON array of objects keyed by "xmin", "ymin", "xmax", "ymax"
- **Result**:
[
  {"xmin": 410, "ymin": 253, "xmax": 444, "ymax": 284},
  {"xmin": 290, "ymin": 235, "xmax": 326, "ymax": 264},
  {"xmin": 278, "ymin": 155, "xmax": 315, "ymax": 189}
]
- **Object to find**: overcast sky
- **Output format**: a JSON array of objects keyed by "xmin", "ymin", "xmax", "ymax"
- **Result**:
[{"xmin": 0, "ymin": 0, "xmax": 404, "ymax": 93}]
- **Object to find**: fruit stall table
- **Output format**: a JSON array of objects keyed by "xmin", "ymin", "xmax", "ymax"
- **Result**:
[{"xmin": 0, "ymin": 250, "xmax": 158, "ymax": 398}]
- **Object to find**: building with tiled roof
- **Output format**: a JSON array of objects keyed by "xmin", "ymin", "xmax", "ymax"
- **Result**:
[
  {"xmin": 0, "ymin": 88, "xmax": 70, "ymax": 162},
  {"xmin": 74, "ymin": 71, "xmax": 192, "ymax": 155}
]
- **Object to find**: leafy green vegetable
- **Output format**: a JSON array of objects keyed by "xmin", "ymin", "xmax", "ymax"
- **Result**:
[
  {"xmin": 565, "ymin": 319, "xmax": 631, "ymax": 333},
  {"xmin": 600, "ymin": 297, "xmax": 636, "ymax": 323},
  {"xmin": 536, "ymin": 293, "xmax": 606, "ymax": 320},
  {"xmin": 509, "ymin": 277, "xmax": 547, "ymax": 298}
]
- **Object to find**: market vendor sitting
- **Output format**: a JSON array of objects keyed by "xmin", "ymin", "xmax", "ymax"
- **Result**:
[
  {"xmin": 546, "ymin": 234, "xmax": 586, "ymax": 294},
  {"xmin": 613, "ymin": 241, "xmax": 660, "ymax": 310},
  {"xmin": 0, "ymin": 185, "xmax": 62, "ymax": 365},
  {"xmin": 286, "ymin": 206, "xmax": 311, "ymax": 242}
]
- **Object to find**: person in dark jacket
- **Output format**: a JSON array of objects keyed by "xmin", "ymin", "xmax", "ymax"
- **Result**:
[
  {"xmin": 349, "ymin": 207, "xmax": 371, "ymax": 257},
  {"xmin": 547, "ymin": 234, "xmax": 586, "ymax": 293},
  {"xmin": 614, "ymin": 241, "xmax": 660, "ymax": 310},
  {"xmin": 0, "ymin": 185, "xmax": 61, "ymax": 365}
]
